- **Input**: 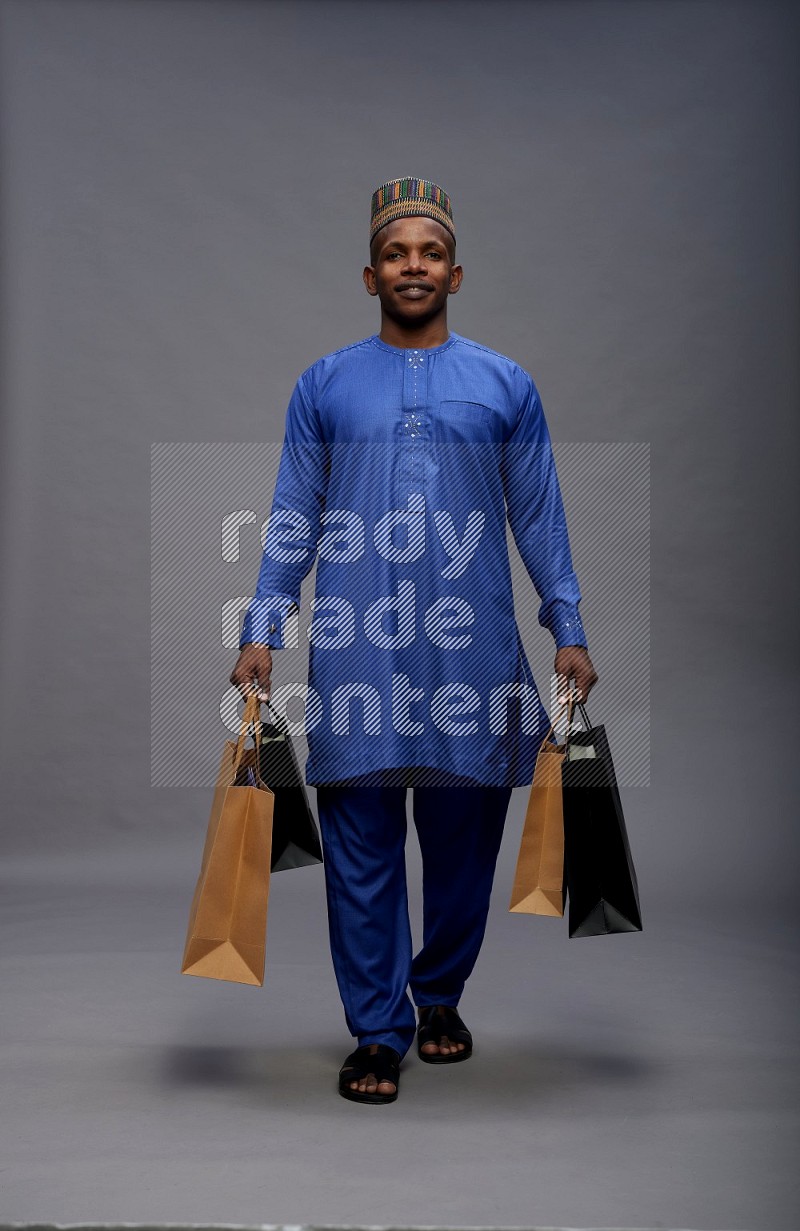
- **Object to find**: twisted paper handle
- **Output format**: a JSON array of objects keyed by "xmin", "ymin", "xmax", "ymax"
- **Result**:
[
  {"xmin": 229, "ymin": 691, "xmax": 268, "ymax": 788},
  {"xmin": 537, "ymin": 688, "xmax": 592, "ymax": 754}
]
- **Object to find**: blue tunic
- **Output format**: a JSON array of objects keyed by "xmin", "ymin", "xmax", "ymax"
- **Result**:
[{"xmin": 240, "ymin": 331, "xmax": 588, "ymax": 787}]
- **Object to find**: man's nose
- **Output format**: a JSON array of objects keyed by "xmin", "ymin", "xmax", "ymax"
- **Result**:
[{"xmin": 402, "ymin": 251, "xmax": 427, "ymax": 273}]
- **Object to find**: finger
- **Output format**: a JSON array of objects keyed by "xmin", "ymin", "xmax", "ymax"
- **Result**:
[{"xmin": 249, "ymin": 673, "xmax": 269, "ymax": 702}]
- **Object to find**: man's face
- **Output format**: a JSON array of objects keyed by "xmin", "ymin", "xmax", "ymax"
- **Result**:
[{"xmin": 363, "ymin": 216, "xmax": 462, "ymax": 324}]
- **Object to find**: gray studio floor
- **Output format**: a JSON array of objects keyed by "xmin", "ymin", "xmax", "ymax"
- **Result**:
[{"xmin": 1, "ymin": 821, "xmax": 797, "ymax": 1231}]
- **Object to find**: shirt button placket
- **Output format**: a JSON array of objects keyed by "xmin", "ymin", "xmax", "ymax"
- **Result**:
[{"xmin": 401, "ymin": 349, "xmax": 426, "ymax": 501}]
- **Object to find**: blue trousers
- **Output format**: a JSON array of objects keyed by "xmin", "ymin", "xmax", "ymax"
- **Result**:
[{"xmin": 315, "ymin": 769, "xmax": 514, "ymax": 1061}]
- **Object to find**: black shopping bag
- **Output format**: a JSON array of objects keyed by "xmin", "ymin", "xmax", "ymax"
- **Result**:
[
  {"xmin": 233, "ymin": 699, "xmax": 323, "ymax": 873},
  {"xmin": 561, "ymin": 694, "xmax": 642, "ymax": 938}
]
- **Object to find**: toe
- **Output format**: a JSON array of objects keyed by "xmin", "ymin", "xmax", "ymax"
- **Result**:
[
  {"xmin": 349, "ymin": 1073, "xmax": 396, "ymax": 1095},
  {"xmin": 424, "ymin": 1034, "xmax": 467, "ymax": 1055}
]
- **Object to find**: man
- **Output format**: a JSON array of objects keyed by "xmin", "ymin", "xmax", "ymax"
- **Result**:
[{"xmin": 231, "ymin": 177, "xmax": 598, "ymax": 1104}]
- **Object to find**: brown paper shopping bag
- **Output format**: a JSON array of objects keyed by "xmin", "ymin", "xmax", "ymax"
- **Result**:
[
  {"xmin": 181, "ymin": 693, "xmax": 275, "ymax": 986},
  {"xmin": 509, "ymin": 700, "xmax": 570, "ymax": 917}
]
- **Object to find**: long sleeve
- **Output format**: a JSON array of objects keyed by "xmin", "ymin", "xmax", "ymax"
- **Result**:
[
  {"xmin": 501, "ymin": 372, "xmax": 588, "ymax": 650},
  {"xmin": 240, "ymin": 370, "xmax": 331, "ymax": 650}
]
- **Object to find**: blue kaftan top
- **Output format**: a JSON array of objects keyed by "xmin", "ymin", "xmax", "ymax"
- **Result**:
[{"xmin": 240, "ymin": 331, "xmax": 588, "ymax": 787}]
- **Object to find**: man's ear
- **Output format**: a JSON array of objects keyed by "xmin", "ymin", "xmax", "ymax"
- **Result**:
[
  {"xmin": 449, "ymin": 264, "xmax": 464, "ymax": 295},
  {"xmin": 363, "ymin": 265, "xmax": 378, "ymax": 296}
]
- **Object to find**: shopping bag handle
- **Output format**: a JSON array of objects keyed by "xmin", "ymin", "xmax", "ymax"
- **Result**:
[
  {"xmin": 260, "ymin": 694, "xmax": 290, "ymax": 736},
  {"xmin": 230, "ymin": 691, "xmax": 268, "ymax": 788},
  {"xmin": 570, "ymin": 691, "xmax": 591, "ymax": 729},
  {"xmin": 538, "ymin": 694, "xmax": 573, "ymax": 749},
  {"xmin": 564, "ymin": 689, "xmax": 592, "ymax": 759},
  {"xmin": 538, "ymin": 688, "xmax": 592, "ymax": 751}
]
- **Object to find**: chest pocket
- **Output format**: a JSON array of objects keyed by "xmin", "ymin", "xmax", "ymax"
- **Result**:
[{"xmin": 435, "ymin": 399, "xmax": 496, "ymax": 442}]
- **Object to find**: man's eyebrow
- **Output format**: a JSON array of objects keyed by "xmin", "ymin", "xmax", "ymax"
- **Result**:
[{"xmin": 383, "ymin": 237, "xmax": 448, "ymax": 250}]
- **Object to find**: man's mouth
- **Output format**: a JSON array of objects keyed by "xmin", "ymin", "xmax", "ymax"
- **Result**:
[{"xmin": 395, "ymin": 282, "xmax": 435, "ymax": 296}]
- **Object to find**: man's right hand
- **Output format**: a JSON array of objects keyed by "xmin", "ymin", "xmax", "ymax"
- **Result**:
[{"xmin": 230, "ymin": 642, "xmax": 273, "ymax": 702}]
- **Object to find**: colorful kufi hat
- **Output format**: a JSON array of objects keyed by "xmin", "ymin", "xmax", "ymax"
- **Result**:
[{"xmin": 370, "ymin": 177, "xmax": 455, "ymax": 242}]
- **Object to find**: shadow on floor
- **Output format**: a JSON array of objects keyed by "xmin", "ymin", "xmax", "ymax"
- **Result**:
[{"xmin": 160, "ymin": 1038, "xmax": 654, "ymax": 1104}]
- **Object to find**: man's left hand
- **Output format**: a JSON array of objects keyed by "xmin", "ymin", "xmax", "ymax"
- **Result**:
[{"xmin": 554, "ymin": 645, "xmax": 598, "ymax": 705}]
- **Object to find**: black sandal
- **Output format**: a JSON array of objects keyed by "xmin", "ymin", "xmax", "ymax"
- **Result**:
[
  {"xmin": 338, "ymin": 1043, "xmax": 401, "ymax": 1104},
  {"xmin": 416, "ymin": 1004, "xmax": 473, "ymax": 1064}
]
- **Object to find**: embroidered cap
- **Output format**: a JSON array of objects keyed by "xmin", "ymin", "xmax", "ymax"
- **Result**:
[{"xmin": 370, "ymin": 177, "xmax": 455, "ymax": 242}]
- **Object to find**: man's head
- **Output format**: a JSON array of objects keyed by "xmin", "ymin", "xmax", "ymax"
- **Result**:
[{"xmin": 364, "ymin": 177, "xmax": 462, "ymax": 327}]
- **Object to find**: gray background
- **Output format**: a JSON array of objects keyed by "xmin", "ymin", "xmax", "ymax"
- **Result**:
[{"xmin": 0, "ymin": 1, "xmax": 797, "ymax": 1228}]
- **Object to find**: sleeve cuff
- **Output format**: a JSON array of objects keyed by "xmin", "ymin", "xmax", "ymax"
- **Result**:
[
  {"xmin": 240, "ymin": 595, "xmax": 299, "ymax": 650},
  {"xmin": 546, "ymin": 607, "xmax": 589, "ymax": 651}
]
